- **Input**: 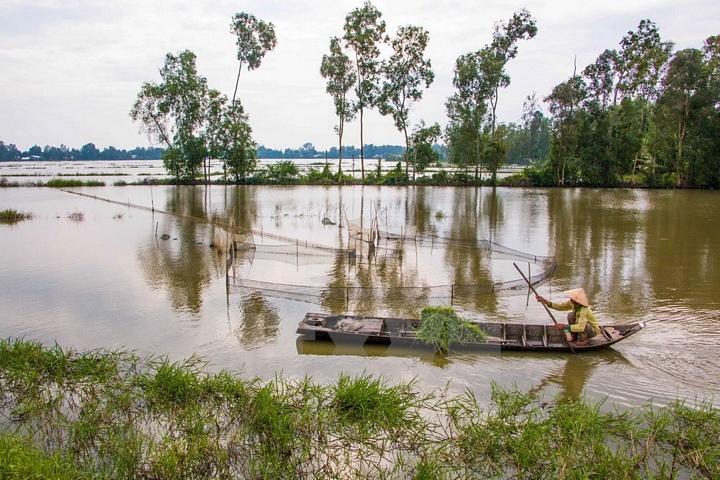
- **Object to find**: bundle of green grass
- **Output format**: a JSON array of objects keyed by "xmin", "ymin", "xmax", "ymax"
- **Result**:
[{"xmin": 415, "ymin": 306, "xmax": 487, "ymax": 354}]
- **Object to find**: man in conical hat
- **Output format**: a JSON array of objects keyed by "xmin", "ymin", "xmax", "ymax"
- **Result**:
[{"xmin": 536, "ymin": 288, "xmax": 601, "ymax": 346}]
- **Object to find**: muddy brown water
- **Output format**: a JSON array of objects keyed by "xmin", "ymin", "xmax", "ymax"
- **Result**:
[{"xmin": 1, "ymin": 183, "xmax": 718, "ymax": 408}]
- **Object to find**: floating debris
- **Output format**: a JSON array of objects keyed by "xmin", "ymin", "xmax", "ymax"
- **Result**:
[{"xmin": 67, "ymin": 211, "xmax": 84, "ymax": 221}]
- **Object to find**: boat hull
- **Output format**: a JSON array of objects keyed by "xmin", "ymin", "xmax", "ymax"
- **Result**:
[{"xmin": 297, "ymin": 313, "xmax": 645, "ymax": 353}]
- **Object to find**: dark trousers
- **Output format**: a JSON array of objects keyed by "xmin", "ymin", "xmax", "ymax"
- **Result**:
[{"xmin": 567, "ymin": 311, "xmax": 598, "ymax": 340}]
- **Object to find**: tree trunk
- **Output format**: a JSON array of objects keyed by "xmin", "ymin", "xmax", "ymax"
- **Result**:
[
  {"xmin": 359, "ymin": 107, "xmax": 365, "ymax": 180},
  {"xmin": 338, "ymin": 120, "xmax": 344, "ymax": 184},
  {"xmin": 474, "ymin": 134, "xmax": 480, "ymax": 182},
  {"xmin": 403, "ymin": 125, "xmax": 410, "ymax": 178},
  {"xmin": 232, "ymin": 62, "xmax": 243, "ymax": 104}
]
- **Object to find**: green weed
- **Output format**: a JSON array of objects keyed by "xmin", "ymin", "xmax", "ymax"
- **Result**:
[
  {"xmin": 0, "ymin": 208, "xmax": 32, "ymax": 222},
  {"xmin": 415, "ymin": 306, "xmax": 487, "ymax": 354},
  {"xmin": 0, "ymin": 338, "xmax": 718, "ymax": 479}
]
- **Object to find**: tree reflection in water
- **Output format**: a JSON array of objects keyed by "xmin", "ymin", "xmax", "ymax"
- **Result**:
[{"xmin": 234, "ymin": 291, "xmax": 281, "ymax": 347}]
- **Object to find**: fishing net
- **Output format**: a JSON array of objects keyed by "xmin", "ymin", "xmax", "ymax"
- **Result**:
[
  {"xmin": 225, "ymin": 221, "xmax": 556, "ymax": 311},
  {"xmin": 57, "ymin": 189, "xmax": 555, "ymax": 312}
]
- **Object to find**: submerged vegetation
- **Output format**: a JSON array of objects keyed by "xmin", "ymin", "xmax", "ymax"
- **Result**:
[
  {"xmin": 0, "ymin": 208, "xmax": 32, "ymax": 223},
  {"xmin": 2, "ymin": 338, "xmax": 718, "ymax": 479},
  {"xmin": 45, "ymin": 178, "xmax": 106, "ymax": 188}
]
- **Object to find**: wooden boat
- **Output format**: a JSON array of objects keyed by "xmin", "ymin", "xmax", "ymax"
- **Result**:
[{"xmin": 297, "ymin": 312, "xmax": 645, "ymax": 352}]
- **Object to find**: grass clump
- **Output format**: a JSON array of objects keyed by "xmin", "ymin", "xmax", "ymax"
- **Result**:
[
  {"xmin": 415, "ymin": 306, "xmax": 487, "ymax": 354},
  {"xmin": 0, "ymin": 177, "xmax": 20, "ymax": 187},
  {"xmin": 0, "ymin": 208, "xmax": 32, "ymax": 223},
  {"xmin": 1, "ymin": 338, "xmax": 720, "ymax": 479},
  {"xmin": 45, "ymin": 178, "xmax": 106, "ymax": 187}
]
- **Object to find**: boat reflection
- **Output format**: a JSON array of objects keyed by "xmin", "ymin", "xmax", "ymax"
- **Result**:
[{"xmin": 295, "ymin": 336, "xmax": 502, "ymax": 368}]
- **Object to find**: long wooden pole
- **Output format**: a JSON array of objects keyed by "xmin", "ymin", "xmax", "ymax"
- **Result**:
[{"xmin": 513, "ymin": 262, "xmax": 575, "ymax": 354}]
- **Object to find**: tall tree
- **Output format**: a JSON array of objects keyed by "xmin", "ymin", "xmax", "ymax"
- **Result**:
[
  {"xmin": 378, "ymin": 25, "xmax": 434, "ymax": 177},
  {"xmin": 218, "ymin": 100, "xmax": 258, "ymax": 183},
  {"xmin": 205, "ymin": 89, "xmax": 228, "ymax": 181},
  {"xmin": 544, "ymin": 74, "xmax": 587, "ymax": 185},
  {"xmin": 484, "ymin": 125, "xmax": 510, "ymax": 184},
  {"xmin": 320, "ymin": 37, "xmax": 356, "ymax": 181},
  {"xmin": 656, "ymin": 48, "xmax": 707, "ymax": 186},
  {"xmin": 130, "ymin": 82, "xmax": 173, "ymax": 148},
  {"xmin": 583, "ymin": 49, "xmax": 617, "ymax": 112},
  {"xmin": 230, "ymin": 12, "xmax": 278, "ymax": 104},
  {"xmin": 343, "ymin": 1, "xmax": 386, "ymax": 179},
  {"xmin": 486, "ymin": 8, "xmax": 537, "ymax": 136},
  {"xmin": 131, "ymin": 50, "xmax": 209, "ymax": 182},
  {"xmin": 445, "ymin": 9, "xmax": 536, "ymax": 179},
  {"xmin": 581, "ymin": 50, "xmax": 623, "ymax": 186},
  {"xmin": 520, "ymin": 93, "xmax": 551, "ymax": 162},
  {"xmin": 617, "ymin": 19, "xmax": 674, "ymax": 177},
  {"xmin": 445, "ymin": 51, "xmax": 492, "ymax": 179},
  {"xmin": 408, "ymin": 121, "xmax": 441, "ymax": 174}
]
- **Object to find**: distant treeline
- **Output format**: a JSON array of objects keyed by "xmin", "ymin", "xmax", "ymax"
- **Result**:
[
  {"xmin": 257, "ymin": 142, "xmax": 410, "ymax": 160},
  {"xmin": 0, "ymin": 141, "xmax": 164, "ymax": 161},
  {"xmin": 0, "ymin": 140, "xmax": 428, "ymax": 162}
]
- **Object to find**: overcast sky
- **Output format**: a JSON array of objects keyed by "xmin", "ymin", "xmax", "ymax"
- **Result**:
[{"xmin": 1, "ymin": 0, "xmax": 718, "ymax": 152}]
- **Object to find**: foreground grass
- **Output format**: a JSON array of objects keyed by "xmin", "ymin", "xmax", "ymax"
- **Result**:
[{"xmin": 0, "ymin": 338, "xmax": 718, "ymax": 479}]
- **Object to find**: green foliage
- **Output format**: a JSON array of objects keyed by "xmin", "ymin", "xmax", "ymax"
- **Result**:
[
  {"xmin": 535, "ymin": 23, "xmax": 720, "ymax": 188},
  {"xmin": 499, "ymin": 162, "xmax": 555, "ymax": 187},
  {"xmin": 415, "ymin": 306, "xmax": 487, "ymax": 354},
  {"xmin": 408, "ymin": 122, "xmax": 442, "ymax": 174},
  {"xmin": 0, "ymin": 434, "xmax": 89, "ymax": 479},
  {"xmin": 364, "ymin": 161, "xmax": 410, "ymax": 185},
  {"xmin": 331, "ymin": 373, "xmax": 418, "ymax": 431},
  {"xmin": 302, "ymin": 164, "xmax": 353, "ymax": 184},
  {"xmin": 378, "ymin": 24, "xmax": 434, "ymax": 167},
  {"xmin": 230, "ymin": 12, "xmax": 277, "ymax": 103},
  {"xmin": 130, "ymin": 50, "xmax": 208, "ymax": 183},
  {"xmin": 1, "ymin": 338, "xmax": 720, "ymax": 478},
  {"xmin": 256, "ymin": 160, "xmax": 299, "ymax": 184},
  {"xmin": 0, "ymin": 209, "xmax": 32, "ymax": 222},
  {"xmin": 44, "ymin": 178, "xmax": 105, "ymax": 187},
  {"xmin": 219, "ymin": 101, "xmax": 258, "ymax": 183},
  {"xmin": 414, "ymin": 169, "xmax": 452, "ymax": 186},
  {"xmin": 320, "ymin": 36, "xmax": 355, "ymax": 179},
  {"xmin": 131, "ymin": 48, "xmax": 260, "ymax": 185},
  {"xmin": 343, "ymin": 1, "xmax": 387, "ymax": 177},
  {"xmin": 161, "ymin": 146, "xmax": 184, "ymax": 182},
  {"xmin": 445, "ymin": 9, "xmax": 537, "ymax": 172}
]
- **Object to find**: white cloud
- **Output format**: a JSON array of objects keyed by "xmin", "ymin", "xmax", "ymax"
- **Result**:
[{"xmin": 0, "ymin": 0, "xmax": 717, "ymax": 152}]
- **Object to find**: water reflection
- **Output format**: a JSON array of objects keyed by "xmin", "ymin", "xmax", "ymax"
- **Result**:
[
  {"xmin": 234, "ymin": 291, "xmax": 280, "ymax": 347},
  {"xmin": 529, "ymin": 350, "xmax": 630, "ymax": 404},
  {"xmin": 137, "ymin": 219, "xmax": 211, "ymax": 315},
  {"xmin": 136, "ymin": 188, "xmax": 216, "ymax": 315},
  {"xmin": 2, "ymin": 185, "xmax": 720, "ymax": 409},
  {"xmin": 222, "ymin": 185, "xmax": 549, "ymax": 318},
  {"xmin": 295, "ymin": 337, "xmax": 454, "ymax": 368}
]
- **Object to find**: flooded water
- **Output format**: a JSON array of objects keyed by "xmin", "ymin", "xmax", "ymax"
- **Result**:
[{"xmin": 1, "ymin": 172, "xmax": 719, "ymax": 409}]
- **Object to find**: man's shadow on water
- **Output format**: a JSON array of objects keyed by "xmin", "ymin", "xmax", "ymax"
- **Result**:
[{"xmin": 528, "ymin": 349, "xmax": 630, "ymax": 404}]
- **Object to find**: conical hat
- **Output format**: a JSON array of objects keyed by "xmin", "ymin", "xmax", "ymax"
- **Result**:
[{"xmin": 564, "ymin": 288, "xmax": 589, "ymax": 307}]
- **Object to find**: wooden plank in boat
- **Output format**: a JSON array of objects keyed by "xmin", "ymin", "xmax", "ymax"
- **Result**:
[{"xmin": 358, "ymin": 318, "xmax": 383, "ymax": 334}]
